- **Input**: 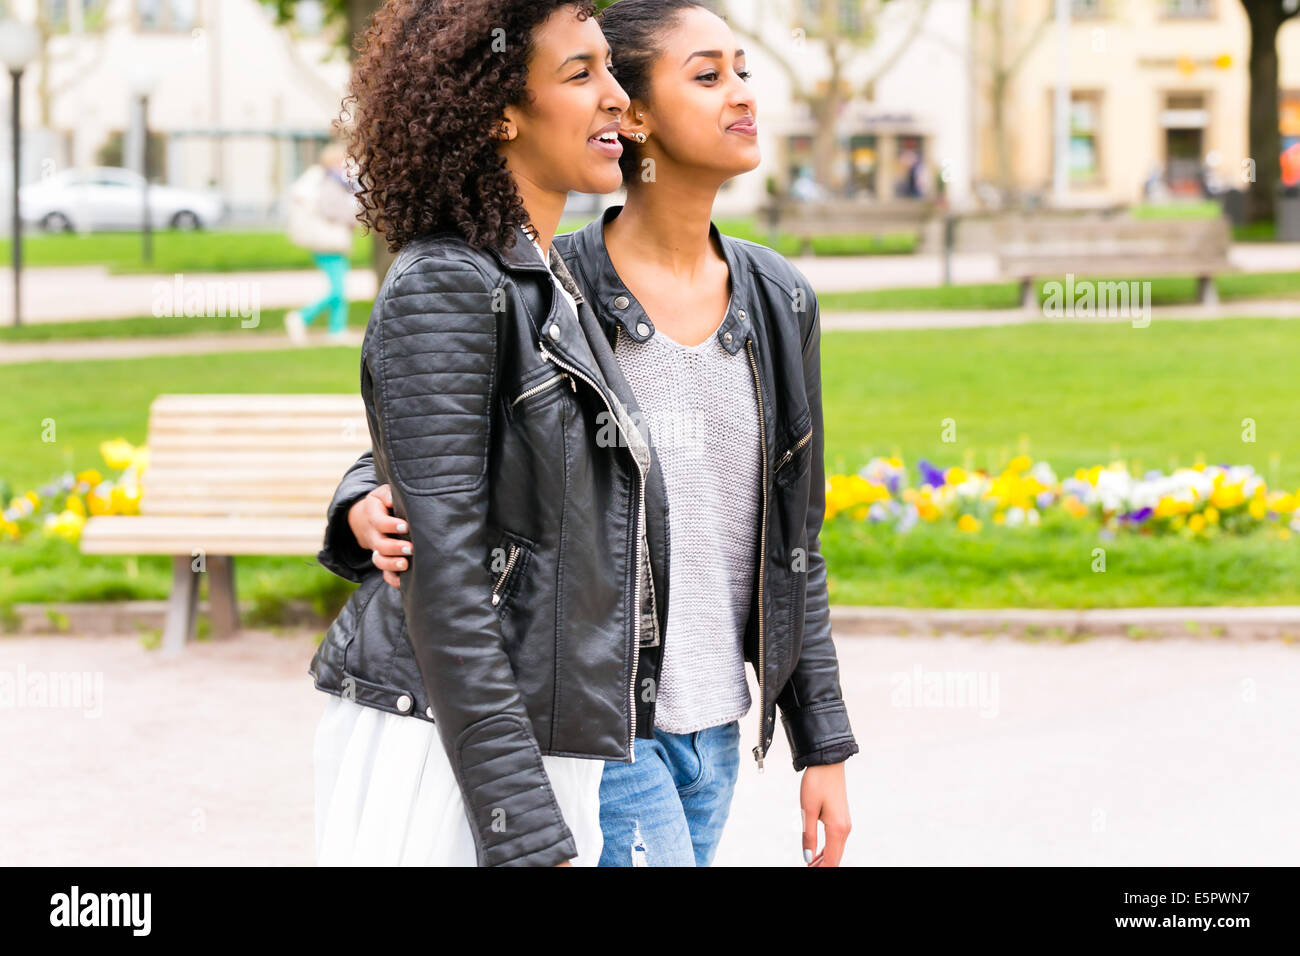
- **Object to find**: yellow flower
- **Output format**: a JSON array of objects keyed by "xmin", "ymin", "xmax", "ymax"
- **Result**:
[
  {"xmin": 992, "ymin": 510, "xmax": 1005, "ymax": 525},
  {"xmin": 1204, "ymin": 506, "xmax": 1219, "ymax": 525},
  {"xmin": 110, "ymin": 484, "xmax": 142, "ymax": 515},
  {"xmin": 24, "ymin": 490, "xmax": 40, "ymax": 508},
  {"xmin": 1007, "ymin": 455, "xmax": 1031, "ymax": 475},
  {"xmin": 65, "ymin": 493, "xmax": 86, "ymax": 517},
  {"xmin": 957, "ymin": 514, "xmax": 981, "ymax": 532},
  {"xmin": 44, "ymin": 509, "xmax": 86, "ymax": 542},
  {"xmin": 1210, "ymin": 483, "xmax": 1244, "ymax": 509},
  {"xmin": 1188, "ymin": 513, "xmax": 1206, "ymax": 533},
  {"xmin": 945, "ymin": 466, "xmax": 967, "ymax": 486},
  {"xmin": 1248, "ymin": 498, "xmax": 1268, "ymax": 520},
  {"xmin": 0, "ymin": 519, "xmax": 19, "ymax": 539},
  {"xmin": 100, "ymin": 439, "xmax": 137, "ymax": 471},
  {"xmin": 1063, "ymin": 494, "xmax": 1089, "ymax": 518},
  {"xmin": 76, "ymin": 468, "xmax": 103, "ymax": 486}
]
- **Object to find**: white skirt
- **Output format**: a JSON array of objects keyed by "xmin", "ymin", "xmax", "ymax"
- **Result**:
[{"xmin": 313, "ymin": 694, "xmax": 605, "ymax": 866}]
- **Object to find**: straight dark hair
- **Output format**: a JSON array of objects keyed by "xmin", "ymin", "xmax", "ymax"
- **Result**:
[{"xmin": 598, "ymin": 0, "xmax": 719, "ymax": 186}]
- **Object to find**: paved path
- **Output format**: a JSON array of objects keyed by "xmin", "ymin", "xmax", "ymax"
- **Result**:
[
  {"xmin": 0, "ymin": 241, "xmax": 1294, "ymax": 324},
  {"xmin": 1, "ymin": 628, "xmax": 1295, "ymax": 865}
]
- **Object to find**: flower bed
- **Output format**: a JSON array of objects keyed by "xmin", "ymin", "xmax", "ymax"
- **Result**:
[
  {"xmin": 1, "ymin": 440, "xmax": 146, "ymax": 543},
  {"xmin": 826, "ymin": 456, "xmax": 1300, "ymax": 540}
]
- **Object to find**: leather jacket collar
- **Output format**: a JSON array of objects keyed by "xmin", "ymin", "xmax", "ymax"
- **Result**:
[{"xmin": 558, "ymin": 204, "xmax": 758, "ymax": 357}]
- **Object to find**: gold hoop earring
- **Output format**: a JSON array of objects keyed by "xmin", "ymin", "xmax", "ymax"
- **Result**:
[{"xmin": 634, "ymin": 132, "xmax": 647, "ymax": 144}]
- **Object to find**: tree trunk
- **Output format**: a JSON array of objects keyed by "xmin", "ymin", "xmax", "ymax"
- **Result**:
[
  {"xmin": 348, "ymin": 0, "xmax": 396, "ymax": 282},
  {"xmin": 1245, "ymin": 7, "xmax": 1281, "ymax": 224}
]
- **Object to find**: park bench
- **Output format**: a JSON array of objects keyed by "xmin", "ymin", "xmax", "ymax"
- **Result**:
[
  {"xmin": 758, "ymin": 198, "xmax": 938, "ymax": 254},
  {"xmin": 996, "ymin": 214, "xmax": 1233, "ymax": 310},
  {"xmin": 80, "ymin": 394, "xmax": 369, "ymax": 654}
]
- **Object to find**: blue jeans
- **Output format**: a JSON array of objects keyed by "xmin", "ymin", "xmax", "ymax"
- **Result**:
[
  {"xmin": 301, "ymin": 252, "xmax": 350, "ymax": 333},
  {"xmin": 597, "ymin": 719, "xmax": 741, "ymax": 866}
]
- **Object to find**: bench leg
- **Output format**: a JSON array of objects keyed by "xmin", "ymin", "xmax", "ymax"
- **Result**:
[
  {"xmin": 1020, "ymin": 277, "xmax": 1036, "ymax": 312},
  {"xmin": 208, "ymin": 555, "xmax": 240, "ymax": 640},
  {"xmin": 1197, "ymin": 275, "xmax": 1219, "ymax": 307},
  {"xmin": 163, "ymin": 555, "xmax": 199, "ymax": 656}
]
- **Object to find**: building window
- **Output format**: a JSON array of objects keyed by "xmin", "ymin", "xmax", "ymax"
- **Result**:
[
  {"xmin": 1163, "ymin": 0, "xmax": 1215, "ymax": 18},
  {"xmin": 847, "ymin": 134, "xmax": 878, "ymax": 197},
  {"xmin": 44, "ymin": 0, "xmax": 109, "ymax": 30},
  {"xmin": 136, "ymin": 0, "xmax": 197, "ymax": 33},
  {"xmin": 1067, "ymin": 92, "xmax": 1102, "ymax": 184}
]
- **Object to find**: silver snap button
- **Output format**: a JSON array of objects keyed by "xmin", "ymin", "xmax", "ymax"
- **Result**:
[
  {"xmin": 738, "ymin": 309, "xmax": 747, "ymax": 320},
  {"xmin": 614, "ymin": 295, "xmax": 630, "ymax": 309},
  {"xmin": 396, "ymin": 694, "xmax": 412, "ymax": 713},
  {"xmin": 723, "ymin": 331, "xmax": 733, "ymax": 344},
  {"xmin": 636, "ymin": 322, "xmax": 650, "ymax": 337},
  {"xmin": 425, "ymin": 706, "xmax": 434, "ymax": 719},
  {"xmin": 548, "ymin": 324, "xmax": 561, "ymax": 340}
]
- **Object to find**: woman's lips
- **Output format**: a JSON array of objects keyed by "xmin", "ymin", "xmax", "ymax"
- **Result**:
[
  {"xmin": 728, "ymin": 120, "xmax": 758, "ymax": 137},
  {"xmin": 588, "ymin": 131, "xmax": 624, "ymax": 157}
]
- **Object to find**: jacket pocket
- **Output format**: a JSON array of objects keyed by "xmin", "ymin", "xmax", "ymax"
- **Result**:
[
  {"xmin": 773, "ymin": 419, "xmax": 814, "ymax": 487},
  {"xmin": 509, "ymin": 369, "xmax": 575, "ymax": 414},
  {"xmin": 485, "ymin": 531, "xmax": 534, "ymax": 618}
]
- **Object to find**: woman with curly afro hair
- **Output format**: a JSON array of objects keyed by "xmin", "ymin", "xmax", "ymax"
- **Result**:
[{"xmin": 311, "ymin": 0, "xmax": 631, "ymax": 867}]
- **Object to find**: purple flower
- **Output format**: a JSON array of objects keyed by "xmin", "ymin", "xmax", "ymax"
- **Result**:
[
  {"xmin": 1124, "ymin": 507, "xmax": 1153, "ymax": 523},
  {"xmin": 918, "ymin": 459, "xmax": 946, "ymax": 489}
]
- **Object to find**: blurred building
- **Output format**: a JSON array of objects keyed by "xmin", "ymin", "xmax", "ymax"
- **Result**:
[
  {"xmin": 976, "ymin": 0, "xmax": 1300, "ymax": 206},
  {"xmin": 714, "ymin": 0, "xmax": 975, "ymax": 213},
  {"xmin": 1, "ymin": 0, "xmax": 349, "ymax": 224}
]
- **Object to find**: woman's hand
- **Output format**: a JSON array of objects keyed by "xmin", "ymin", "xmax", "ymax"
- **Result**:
[
  {"xmin": 346, "ymin": 484, "xmax": 409, "ymax": 589},
  {"xmin": 800, "ymin": 762, "xmax": 851, "ymax": 866}
]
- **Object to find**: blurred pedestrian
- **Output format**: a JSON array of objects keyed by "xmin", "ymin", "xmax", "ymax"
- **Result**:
[{"xmin": 285, "ymin": 142, "xmax": 359, "ymax": 344}]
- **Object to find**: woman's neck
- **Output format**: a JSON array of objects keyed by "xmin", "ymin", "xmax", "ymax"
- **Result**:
[
  {"xmin": 511, "ymin": 173, "xmax": 566, "ymax": 258},
  {"xmin": 605, "ymin": 177, "xmax": 723, "ymax": 279}
]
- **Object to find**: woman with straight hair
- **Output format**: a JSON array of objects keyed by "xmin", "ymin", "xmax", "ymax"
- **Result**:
[{"xmin": 317, "ymin": 0, "xmax": 860, "ymax": 867}]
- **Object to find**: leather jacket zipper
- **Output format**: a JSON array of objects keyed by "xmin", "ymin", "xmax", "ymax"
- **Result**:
[
  {"xmin": 511, "ymin": 371, "xmax": 575, "ymax": 407},
  {"xmin": 538, "ymin": 340, "xmax": 648, "ymax": 764},
  {"xmin": 490, "ymin": 544, "xmax": 521, "ymax": 606},
  {"xmin": 774, "ymin": 426, "xmax": 813, "ymax": 473},
  {"xmin": 744, "ymin": 336, "xmax": 768, "ymax": 772}
]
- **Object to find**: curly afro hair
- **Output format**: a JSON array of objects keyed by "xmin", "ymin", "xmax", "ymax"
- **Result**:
[{"xmin": 338, "ymin": 0, "xmax": 598, "ymax": 253}]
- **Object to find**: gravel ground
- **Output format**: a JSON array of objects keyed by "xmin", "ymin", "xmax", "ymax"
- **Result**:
[{"xmin": 1, "ymin": 628, "xmax": 1296, "ymax": 866}]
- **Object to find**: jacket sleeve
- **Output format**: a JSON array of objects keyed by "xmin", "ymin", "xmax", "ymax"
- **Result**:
[
  {"xmin": 776, "ymin": 285, "xmax": 861, "ymax": 772},
  {"xmin": 363, "ymin": 255, "xmax": 578, "ymax": 867},
  {"xmin": 316, "ymin": 450, "xmax": 382, "ymax": 583}
]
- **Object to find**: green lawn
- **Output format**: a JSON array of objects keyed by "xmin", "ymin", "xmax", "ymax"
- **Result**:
[
  {"xmin": 0, "ymin": 229, "xmax": 373, "ymax": 274},
  {"xmin": 1, "ymin": 317, "xmax": 1298, "ymax": 615},
  {"xmin": 819, "ymin": 271, "xmax": 1300, "ymax": 312}
]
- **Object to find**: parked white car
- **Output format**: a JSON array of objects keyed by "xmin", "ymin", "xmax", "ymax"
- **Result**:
[{"xmin": 19, "ymin": 167, "xmax": 225, "ymax": 232}]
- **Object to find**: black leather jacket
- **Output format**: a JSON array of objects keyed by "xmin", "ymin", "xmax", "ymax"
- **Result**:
[{"xmin": 310, "ymin": 205, "xmax": 858, "ymax": 866}]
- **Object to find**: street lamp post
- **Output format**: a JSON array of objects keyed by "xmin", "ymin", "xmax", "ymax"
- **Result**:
[
  {"xmin": 129, "ymin": 66, "xmax": 159, "ymax": 266},
  {"xmin": 0, "ymin": 18, "xmax": 40, "ymax": 328}
]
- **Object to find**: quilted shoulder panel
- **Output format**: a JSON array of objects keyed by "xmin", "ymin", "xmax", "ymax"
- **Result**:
[{"xmin": 374, "ymin": 258, "xmax": 497, "ymax": 497}]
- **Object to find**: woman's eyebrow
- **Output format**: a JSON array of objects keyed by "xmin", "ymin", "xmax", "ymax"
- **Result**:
[
  {"xmin": 557, "ymin": 47, "xmax": 612, "ymax": 72},
  {"xmin": 682, "ymin": 48, "xmax": 744, "ymax": 65}
]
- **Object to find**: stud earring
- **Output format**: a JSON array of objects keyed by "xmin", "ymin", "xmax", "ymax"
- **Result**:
[{"xmin": 634, "ymin": 132, "xmax": 647, "ymax": 144}]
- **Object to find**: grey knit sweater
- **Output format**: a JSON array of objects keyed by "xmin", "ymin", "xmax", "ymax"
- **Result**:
[
  {"xmin": 612, "ymin": 314, "xmax": 759, "ymax": 734},
  {"xmin": 535, "ymin": 234, "xmax": 758, "ymax": 734}
]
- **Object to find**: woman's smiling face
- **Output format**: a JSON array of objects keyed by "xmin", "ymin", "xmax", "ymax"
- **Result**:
[
  {"xmin": 625, "ymin": 5, "xmax": 760, "ymax": 185},
  {"xmin": 499, "ymin": 5, "xmax": 631, "ymax": 196}
]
